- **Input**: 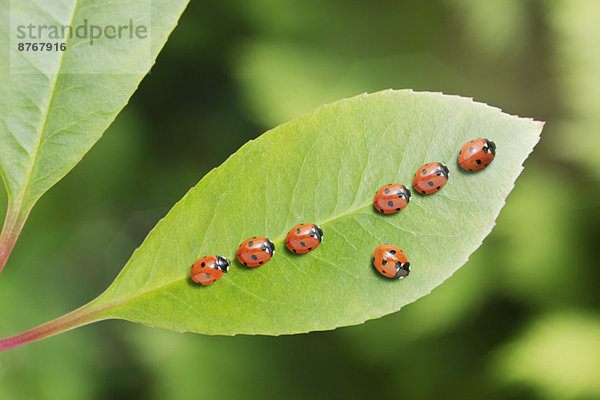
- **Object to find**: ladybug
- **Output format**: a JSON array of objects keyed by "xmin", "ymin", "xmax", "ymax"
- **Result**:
[
  {"xmin": 413, "ymin": 162, "xmax": 449, "ymax": 195},
  {"xmin": 372, "ymin": 244, "xmax": 410, "ymax": 279},
  {"xmin": 286, "ymin": 223, "xmax": 323, "ymax": 254},
  {"xmin": 190, "ymin": 255, "xmax": 231, "ymax": 286},
  {"xmin": 458, "ymin": 138, "xmax": 496, "ymax": 171},
  {"xmin": 237, "ymin": 236, "xmax": 275, "ymax": 267},
  {"xmin": 373, "ymin": 184, "xmax": 411, "ymax": 214}
]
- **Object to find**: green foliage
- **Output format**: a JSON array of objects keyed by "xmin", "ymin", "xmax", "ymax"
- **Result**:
[
  {"xmin": 0, "ymin": 0, "xmax": 189, "ymax": 270},
  {"xmin": 443, "ymin": 0, "xmax": 529, "ymax": 58},
  {"xmin": 549, "ymin": 0, "xmax": 600, "ymax": 179},
  {"xmin": 0, "ymin": 1, "xmax": 595, "ymax": 399},
  {"xmin": 79, "ymin": 90, "xmax": 542, "ymax": 335},
  {"xmin": 236, "ymin": 43, "xmax": 469, "ymax": 127},
  {"xmin": 493, "ymin": 312, "xmax": 600, "ymax": 399}
]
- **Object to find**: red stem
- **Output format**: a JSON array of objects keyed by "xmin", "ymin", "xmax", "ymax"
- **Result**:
[
  {"xmin": 0, "ymin": 202, "xmax": 30, "ymax": 275},
  {"xmin": 0, "ymin": 300, "xmax": 108, "ymax": 352}
]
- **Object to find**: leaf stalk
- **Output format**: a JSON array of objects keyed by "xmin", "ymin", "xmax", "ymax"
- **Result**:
[
  {"xmin": 0, "ymin": 301, "xmax": 106, "ymax": 352},
  {"xmin": 0, "ymin": 202, "xmax": 31, "ymax": 275}
]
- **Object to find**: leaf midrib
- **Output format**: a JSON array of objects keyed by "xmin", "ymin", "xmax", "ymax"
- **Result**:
[
  {"xmin": 13, "ymin": 0, "xmax": 80, "ymax": 210},
  {"xmin": 91, "ymin": 92, "xmax": 542, "ymax": 323},
  {"xmin": 98, "ymin": 106, "xmax": 461, "ymax": 315},
  {"xmin": 98, "ymin": 182, "xmax": 429, "ymax": 316}
]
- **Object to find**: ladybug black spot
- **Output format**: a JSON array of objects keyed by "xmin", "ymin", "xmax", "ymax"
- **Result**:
[
  {"xmin": 308, "ymin": 247, "xmax": 312, "ymax": 251},
  {"xmin": 437, "ymin": 186, "xmax": 440, "ymax": 189},
  {"xmin": 251, "ymin": 254, "xmax": 258, "ymax": 260},
  {"xmin": 390, "ymin": 250, "xmax": 396, "ymax": 254},
  {"xmin": 384, "ymin": 188, "xmax": 390, "ymax": 194},
  {"xmin": 476, "ymin": 159, "xmax": 482, "ymax": 164},
  {"xmin": 382, "ymin": 259, "xmax": 387, "ymax": 265},
  {"xmin": 300, "ymin": 241, "xmax": 306, "ymax": 247},
  {"xmin": 469, "ymin": 146, "xmax": 475, "ymax": 153},
  {"xmin": 421, "ymin": 190, "xmax": 426, "ymax": 194},
  {"xmin": 387, "ymin": 200, "xmax": 394, "ymax": 207},
  {"xmin": 297, "ymin": 228, "xmax": 300, "ymax": 233},
  {"xmin": 427, "ymin": 181, "xmax": 434, "ymax": 187},
  {"xmin": 396, "ymin": 208, "xmax": 400, "ymax": 211},
  {"xmin": 205, "ymin": 273, "xmax": 210, "ymax": 278},
  {"xmin": 248, "ymin": 241, "xmax": 254, "ymax": 246},
  {"xmin": 293, "ymin": 249, "xmax": 297, "ymax": 253},
  {"xmin": 422, "ymin": 169, "xmax": 427, "ymax": 174},
  {"xmin": 201, "ymin": 262, "xmax": 205, "ymax": 267},
  {"xmin": 259, "ymin": 261, "xmax": 263, "ymax": 264}
]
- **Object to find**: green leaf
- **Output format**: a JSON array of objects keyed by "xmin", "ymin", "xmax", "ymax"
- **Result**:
[
  {"xmin": 0, "ymin": 0, "xmax": 189, "ymax": 272},
  {"xmin": 0, "ymin": 90, "xmax": 543, "ymax": 349}
]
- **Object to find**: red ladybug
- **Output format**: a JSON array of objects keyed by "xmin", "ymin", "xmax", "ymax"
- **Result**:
[
  {"xmin": 237, "ymin": 236, "xmax": 275, "ymax": 267},
  {"xmin": 373, "ymin": 184, "xmax": 411, "ymax": 214},
  {"xmin": 190, "ymin": 255, "xmax": 231, "ymax": 286},
  {"xmin": 372, "ymin": 244, "xmax": 410, "ymax": 279},
  {"xmin": 286, "ymin": 223, "xmax": 323, "ymax": 254},
  {"xmin": 458, "ymin": 138, "xmax": 496, "ymax": 171},
  {"xmin": 413, "ymin": 162, "xmax": 449, "ymax": 195}
]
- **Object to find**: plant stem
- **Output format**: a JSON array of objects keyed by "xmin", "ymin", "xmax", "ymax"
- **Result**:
[
  {"xmin": 0, "ymin": 202, "xmax": 30, "ymax": 275},
  {"xmin": 0, "ymin": 301, "xmax": 108, "ymax": 352}
]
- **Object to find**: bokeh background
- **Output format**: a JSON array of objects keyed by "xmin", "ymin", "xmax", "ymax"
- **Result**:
[{"xmin": 1, "ymin": 0, "xmax": 599, "ymax": 399}]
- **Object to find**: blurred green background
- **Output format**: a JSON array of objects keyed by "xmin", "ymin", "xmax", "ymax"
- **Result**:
[{"xmin": 1, "ymin": 0, "xmax": 599, "ymax": 399}]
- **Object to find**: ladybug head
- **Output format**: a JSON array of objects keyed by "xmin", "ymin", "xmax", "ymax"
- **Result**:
[
  {"xmin": 401, "ymin": 185, "xmax": 412, "ymax": 201},
  {"xmin": 264, "ymin": 239, "xmax": 275, "ymax": 256},
  {"xmin": 394, "ymin": 262, "xmax": 410, "ymax": 279},
  {"xmin": 438, "ymin": 162, "xmax": 449, "ymax": 178},
  {"xmin": 215, "ymin": 256, "xmax": 231, "ymax": 273},
  {"xmin": 312, "ymin": 224, "xmax": 324, "ymax": 242},
  {"xmin": 484, "ymin": 139, "xmax": 496, "ymax": 156}
]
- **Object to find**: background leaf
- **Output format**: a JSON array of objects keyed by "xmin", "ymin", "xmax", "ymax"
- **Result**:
[
  {"xmin": 0, "ymin": 0, "xmax": 189, "ymax": 271},
  {"xmin": 0, "ymin": 90, "xmax": 543, "ymax": 346}
]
